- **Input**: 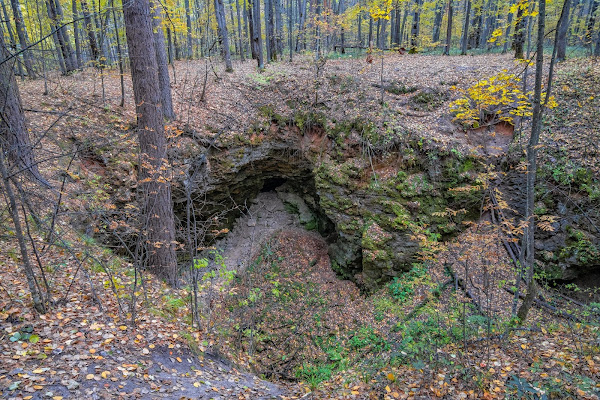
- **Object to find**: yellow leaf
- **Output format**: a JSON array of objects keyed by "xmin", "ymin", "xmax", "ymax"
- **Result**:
[
  {"xmin": 176, "ymin": 357, "xmax": 182, "ymax": 362},
  {"xmin": 386, "ymin": 385, "xmax": 391, "ymax": 392},
  {"xmin": 86, "ymin": 374, "xmax": 95, "ymax": 380},
  {"xmin": 33, "ymin": 385, "xmax": 43, "ymax": 390},
  {"xmin": 101, "ymin": 371, "xmax": 111, "ymax": 379},
  {"xmin": 32, "ymin": 369, "xmax": 45, "ymax": 374},
  {"xmin": 387, "ymin": 372, "xmax": 395, "ymax": 381},
  {"xmin": 521, "ymin": 344, "xmax": 527, "ymax": 349},
  {"xmin": 351, "ymin": 390, "xmax": 359, "ymax": 395},
  {"xmin": 194, "ymin": 382, "xmax": 201, "ymax": 387},
  {"xmin": 119, "ymin": 326, "xmax": 127, "ymax": 331},
  {"xmin": 53, "ymin": 397, "xmax": 63, "ymax": 400}
]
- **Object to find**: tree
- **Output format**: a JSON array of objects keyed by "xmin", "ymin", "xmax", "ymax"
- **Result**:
[
  {"xmin": 9, "ymin": 0, "xmax": 35, "ymax": 77},
  {"xmin": 150, "ymin": 1, "xmax": 176, "ymax": 118},
  {"xmin": 557, "ymin": 0, "xmax": 572, "ymax": 61},
  {"xmin": 45, "ymin": 0, "xmax": 78, "ymax": 72},
  {"xmin": 444, "ymin": 0, "xmax": 453, "ymax": 54},
  {"xmin": 0, "ymin": 29, "xmax": 48, "ymax": 313},
  {"xmin": 215, "ymin": 0, "xmax": 234, "ymax": 71},
  {"xmin": 0, "ymin": 33, "xmax": 47, "ymax": 185},
  {"xmin": 122, "ymin": 0, "xmax": 178, "ymax": 285},
  {"xmin": 513, "ymin": 0, "xmax": 526, "ymax": 59},
  {"xmin": 461, "ymin": 0, "xmax": 472, "ymax": 54}
]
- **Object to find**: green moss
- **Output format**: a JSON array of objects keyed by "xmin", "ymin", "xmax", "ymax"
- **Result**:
[{"xmin": 559, "ymin": 229, "xmax": 600, "ymax": 264}]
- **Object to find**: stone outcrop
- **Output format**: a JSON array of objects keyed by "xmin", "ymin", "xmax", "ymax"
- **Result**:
[{"xmin": 174, "ymin": 117, "xmax": 483, "ymax": 291}]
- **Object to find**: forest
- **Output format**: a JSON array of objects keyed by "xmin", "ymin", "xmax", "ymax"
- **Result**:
[{"xmin": 0, "ymin": 0, "xmax": 599, "ymax": 398}]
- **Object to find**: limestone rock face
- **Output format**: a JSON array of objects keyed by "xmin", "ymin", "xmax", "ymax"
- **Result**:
[{"xmin": 175, "ymin": 123, "xmax": 482, "ymax": 291}]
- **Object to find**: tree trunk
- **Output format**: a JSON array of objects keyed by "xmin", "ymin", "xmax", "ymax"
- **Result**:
[
  {"xmin": 594, "ymin": 25, "xmax": 600, "ymax": 55},
  {"xmin": 432, "ymin": 0, "xmax": 444, "ymax": 43},
  {"xmin": 72, "ymin": 0, "xmax": 83, "ymax": 67},
  {"xmin": 235, "ymin": 0, "xmax": 245, "ymax": 60},
  {"xmin": 399, "ymin": 5, "xmax": 409, "ymax": 46},
  {"xmin": 557, "ymin": 0, "xmax": 572, "ymax": 60},
  {"xmin": 513, "ymin": 0, "xmax": 526, "ymax": 59},
  {"xmin": 247, "ymin": 1, "xmax": 258, "ymax": 59},
  {"xmin": 184, "ymin": 0, "xmax": 193, "ymax": 58},
  {"xmin": 265, "ymin": 0, "xmax": 276, "ymax": 61},
  {"xmin": 0, "ymin": 149, "xmax": 45, "ymax": 313},
  {"xmin": 296, "ymin": 0, "xmax": 307, "ymax": 51},
  {"xmin": 586, "ymin": 0, "xmax": 599, "ymax": 46},
  {"xmin": 502, "ymin": 0, "xmax": 516, "ymax": 53},
  {"xmin": 215, "ymin": 0, "xmax": 234, "ymax": 71},
  {"xmin": 461, "ymin": 0, "xmax": 472, "ymax": 55},
  {"xmin": 0, "ymin": 34, "xmax": 47, "ymax": 185},
  {"xmin": 274, "ymin": 0, "xmax": 284, "ymax": 55},
  {"xmin": 1, "ymin": 0, "xmax": 23, "ymax": 78},
  {"xmin": 517, "ymin": 0, "xmax": 545, "ymax": 323},
  {"xmin": 250, "ymin": 0, "xmax": 264, "ymax": 67},
  {"xmin": 444, "ymin": 0, "xmax": 453, "ymax": 54},
  {"xmin": 46, "ymin": 0, "xmax": 77, "ymax": 72},
  {"xmin": 288, "ymin": 0, "xmax": 293, "ymax": 60},
  {"xmin": 410, "ymin": 0, "xmax": 422, "ymax": 51},
  {"xmin": 9, "ymin": 0, "xmax": 35, "ymax": 77},
  {"xmin": 110, "ymin": 0, "xmax": 125, "ymax": 107},
  {"xmin": 357, "ymin": 11, "xmax": 362, "ymax": 47},
  {"xmin": 122, "ymin": 0, "xmax": 178, "ymax": 285},
  {"xmin": 368, "ymin": 15, "xmax": 373, "ymax": 46},
  {"xmin": 150, "ymin": 1, "xmax": 175, "ymax": 118},
  {"xmin": 81, "ymin": 0, "xmax": 100, "ymax": 63}
]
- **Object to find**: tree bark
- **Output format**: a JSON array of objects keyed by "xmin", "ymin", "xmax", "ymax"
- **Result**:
[
  {"xmin": 110, "ymin": 0, "xmax": 125, "ymax": 106},
  {"xmin": 235, "ymin": 0, "xmax": 246, "ymax": 61},
  {"xmin": 513, "ymin": 0, "xmax": 526, "ymax": 59},
  {"xmin": 557, "ymin": 0, "xmax": 572, "ymax": 60},
  {"xmin": 296, "ymin": 0, "xmax": 307, "ymax": 51},
  {"xmin": 0, "ymin": 33, "xmax": 47, "ymax": 185},
  {"xmin": 250, "ymin": 0, "xmax": 264, "ymax": 67},
  {"xmin": 274, "ymin": 0, "xmax": 284, "ymax": 55},
  {"xmin": 184, "ymin": 0, "xmax": 194, "ymax": 58},
  {"xmin": 410, "ymin": 0, "xmax": 422, "ymax": 52},
  {"xmin": 122, "ymin": 0, "xmax": 178, "ymax": 285},
  {"xmin": 9, "ymin": 0, "xmax": 35, "ymax": 77},
  {"xmin": 586, "ymin": 0, "xmax": 599, "ymax": 46},
  {"xmin": 432, "ymin": 0, "xmax": 444, "ymax": 43},
  {"xmin": 1, "ymin": 0, "xmax": 23, "ymax": 78},
  {"xmin": 72, "ymin": 0, "xmax": 83, "ymax": 67},
  {"xmin": 265, "ymin": 0, "xmax": 276, "ymax": 61},
  {"xmin": 461, "ymin": 0, "xmax": 472, "ymax": 55},
  {"xmin": 517, "ymin": 0, "xmax": 545, "ymax": 323},
  {"xmin": 215, "ymin": 0, "xmax": 234, "ymax": 71},
  {"xmin": 46, "ymin": 0, "xmax": 77, "ymax": 72},
  {"xmin": 81, "ymin": 0, "xmax": 99, "ymax": 63},
  {"xmin": 444, "ymin": 0, "xmax": 453, "ymax": 54},
  {"xmin": 150, "ymin": 1, "xmax": 175, "ymax": 118}
]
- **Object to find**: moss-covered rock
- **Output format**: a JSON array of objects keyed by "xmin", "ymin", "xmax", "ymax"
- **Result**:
[{"xmin": 176, "ymin": 114, "xmax": 485, "ymax": 291}]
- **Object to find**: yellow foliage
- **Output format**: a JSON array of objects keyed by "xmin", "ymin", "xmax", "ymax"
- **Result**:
[{"xmin": 449, "ymin": 71, "xmax": 557, "ymax": 129}]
